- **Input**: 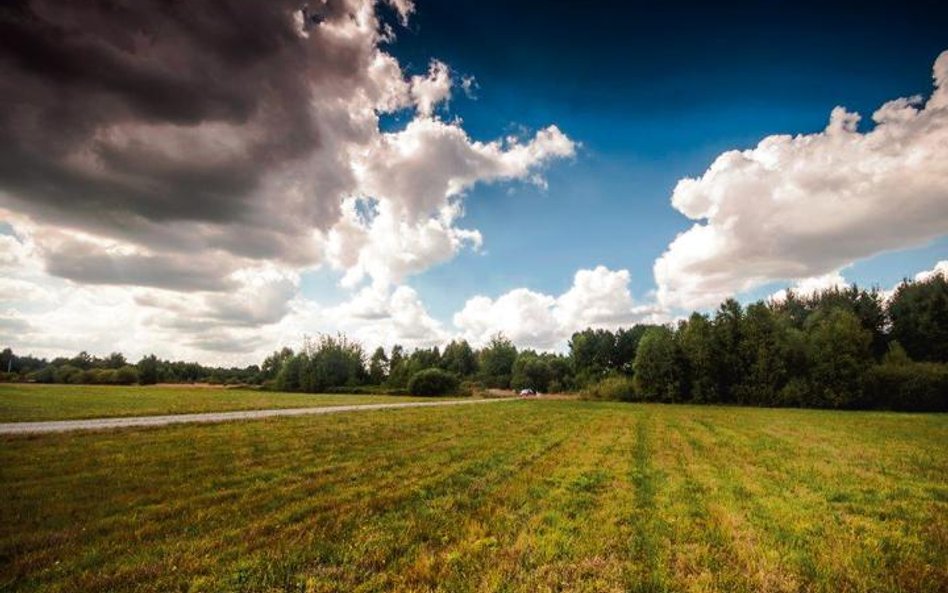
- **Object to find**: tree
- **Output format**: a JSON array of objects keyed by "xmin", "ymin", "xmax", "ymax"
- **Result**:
[
  {"xmin": 511, "ymin": 351, "xmax": 552, "ymax": 392},
  {"xmin": 479, "ymin": 334, "xmax": 517, "ymax": 388},
  {"xmin": 261, "ymin": 347, "xmax": 294, "ymax": 381},
  {"xmin": 71, "ymin": 351, "xmax": 94, "ymax": 371},
  {"xmin": 735, "ymin": 303, "xmax": 788, "ymax": 406},
  {"xmin": 276, "ymin": 354, "xmax": 302, "ymax": 392},
  {"xmin": 804, "ymin": 308, "xmax": 872, "ymax": 408},
  {"xmin": 678, "ymin": 313, "xmax": 715, "ymax": 402},
  {"xmin": 137, "ymin": 354, "xmax": 159, "ymax": 385},
  {"xmin": 387, "ymin": 344, "xmax": 409, "ymax": 387},
  {"xmin": 441, "ymin": 340, "xmax": 477, "ymax": 377},
  {"xmin": 613, "ymin": 325, "xmax": 653, "ymax": 375},
  {"xmin": 888, "ymin": 271, "xmax": 948, "ymax": 362},
  {"xmin": 408, "ymin": 368, "xmax": 460, "ymax": 396},
  {"xmin": 368, "ymin": 346, "xmax": 389, "ymax": 384},
  {"xmin": 105, "ymin": 352, "xmax": 127, "ymax": 369},
  {"xmin": 569, "ymin": 328, "xmax": 615, "ymax": 384},
  {"xmin": 710, "ymin": 299, "xmax": 745, "ymax": 402},
  {"xmin": 297, "ymin": 334, "xmax": 367, "ymax": 392},
  {"xmin": 633, "ymin": 326, "xmax": 683, "ymax": 402}
]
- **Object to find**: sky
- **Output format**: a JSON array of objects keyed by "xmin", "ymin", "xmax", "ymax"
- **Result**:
[{"xmin": 0, "ymin": 0, "xmax": 946, "ymax": 365}]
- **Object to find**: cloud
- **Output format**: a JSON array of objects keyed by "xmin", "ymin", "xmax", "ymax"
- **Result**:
[
  {"xmin": 330, "ymin": 119, "xmax": 574, "ymax": 286},
  {"xmin": 410, "ymin": 60, "xmax": 452, "ymax": 116},
  {"xmin": 914, "ymin": 260, "xmax": 948, "ymax": 282},
  {"xmin": 0, "ymin": 0, "xmax": 573, "ymax": 293},
  {"xmin": 0, "ymin": 0, "xmax": 576, "ymax": 361},
  {"xmin": 454, "ymin": 266, "xmax": 665, "ymax": 349},
  {"xmin": 655, "ymin": 50, "xmax": 948, "ymax": 309},
  {"xmin": 769, "ymin": 270, "xmax": 849, "ymax": 303}
]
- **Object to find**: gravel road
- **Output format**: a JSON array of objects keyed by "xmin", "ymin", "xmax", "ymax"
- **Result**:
[{"xmin": 0, "ymin": 398, "xmax": 512, "ymax": 435}]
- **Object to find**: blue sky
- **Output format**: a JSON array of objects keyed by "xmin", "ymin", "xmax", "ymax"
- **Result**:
[
  {"xmin": 301, "ymin": 0, "xmax": 948, "ymax": 319},
  {"xmin": 1, "ymin": 0, "xmax": 946, "ymax": 363}
]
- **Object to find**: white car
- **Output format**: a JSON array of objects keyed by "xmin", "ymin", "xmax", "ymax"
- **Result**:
[{"xmin": 519, "ymin": 388, "xmax": 536, "ymax": 397}]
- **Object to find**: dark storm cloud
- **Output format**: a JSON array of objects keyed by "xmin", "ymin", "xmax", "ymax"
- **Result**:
[
  {"xmin": 44, "ymin": 241, "xmax": 239, "ymax": 292},
  {"xmin": 0, "ymin": 0, "xmax": 379, "ymax": 282}
]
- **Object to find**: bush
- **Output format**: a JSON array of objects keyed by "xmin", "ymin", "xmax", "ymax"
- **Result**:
[
  {"xmin": 865, "ymin": 362, "xmax": 948, "ymax": 412},
  {"xmin": 114, "ymin": 365, "xmax": 140, "ymax": 385},
  {"xmin": 408, "ymin": 368, "xmax": 460, "ymax": 396},
  {"xmin": 583, "ymin": 376, "xmax": 637, "ymax": 401}
]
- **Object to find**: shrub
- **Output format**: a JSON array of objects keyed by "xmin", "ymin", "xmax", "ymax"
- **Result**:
[
  {"xmin": 583, "ymin": 376, "xmax": 637, "ymax": 401},
  {"xmin": 865, "ymin": 362, "xmax": 948, "ymax": 412},
  {"xmin": 408, "ymin": 368, "xmax": 460, "ymax": 396},
  {"xmin": 114, "ymin": 365, "xmax": 140, "ymax": 385}
]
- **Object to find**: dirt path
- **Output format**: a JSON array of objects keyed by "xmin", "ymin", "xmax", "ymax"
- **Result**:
[{"xmin": 0, "ymin": 398, "xmax": 513, "ymax": 435}]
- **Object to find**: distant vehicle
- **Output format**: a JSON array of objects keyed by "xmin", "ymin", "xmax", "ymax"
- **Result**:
[{"xmin": 519, "ymin": 388, "xmax": 536, "ymax": 397}]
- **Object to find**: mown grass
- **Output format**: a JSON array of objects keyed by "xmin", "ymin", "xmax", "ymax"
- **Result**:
[
  {"xmin": 0, "ymin": 401, "xmax": 945, "ymax": 592},
  {"xmin": 0, "ymin": 384, "xmax": 439, "ymax": 422}
]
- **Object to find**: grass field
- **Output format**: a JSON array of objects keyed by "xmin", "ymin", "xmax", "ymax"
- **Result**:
[
  {"xmin": 0, "ymin": 384, "xmax": 438, "ymax": 422},
  {"xmin": 1, "ymin": 401, "xmax": 946, "ymax": 592}
]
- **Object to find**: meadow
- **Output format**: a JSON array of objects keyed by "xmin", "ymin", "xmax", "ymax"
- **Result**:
[
  {"xmin": 0, "ymin": 384, "xmax": 437, "ymax": 422},
  {"xmin": 0, "ymin": 400, "xmax": 946, "ymax": 592}
]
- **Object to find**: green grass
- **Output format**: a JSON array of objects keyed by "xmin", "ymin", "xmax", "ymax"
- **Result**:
[
  {"xmin": 1, "ymin": 401, "xmax": 946, "ymax": 592},
  {"xmin": 0, "ymin": 384, "xmax": 438, "ymax": 422}
]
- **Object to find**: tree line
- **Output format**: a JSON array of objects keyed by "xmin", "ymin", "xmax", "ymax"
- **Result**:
[
  {"xmin": 625, "ymin": 272, "xmax": 948, "ymax": 411},
  {"xmin": 0, "ymin": 350, "xmax": 261, "ymax": 386},
  {"xmin": 2, "ymin": 269, "xmax": 945, "ymax": 410}
]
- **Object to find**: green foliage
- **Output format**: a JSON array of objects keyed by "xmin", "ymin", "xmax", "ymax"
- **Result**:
[
  {"xmin": 441, "ymin": 340, "xmax": 478, "ymax": 377},
  {"xmin": 386, "ymin": 344, "xmax": 409, "ymax": 388},
  {"xmin": 511, "ymin": 351, "xmax": 551, "ymax": 392},
  {"xmin": 569, "ymin": 325, "xmax": 655, "ymax": 387},
  {"xmin": 677, "ymin": 313, "xmax": 715, "ymax": 402},
  {"xmin": 478, "ymin": 333, "xmax": 517, "ymax": 388},
  {"xmin": 261, "ymin": 347, "xmax": 294, "ymax": 381},
  {"xmin": 582, "ymin": 375, "xmax": 636, "ymax": 401},
  {"xmin": 633, "ymin": 326, "xmax": 683, "ymax": 402},
  {"xmin": 137, "ymin": 354, "xmax": 159, "ymax": 385},
  {"xmin": 277, "ymin": 334, "xmax": 367, "ymax": 393},
  {"xmin": 368, "ymin": 346, "xmax": 389, "ymax": 384},
  {"xmin": 407, "ymin": 368, "xmax": 460, "ymax": 396},
  {"xmin": 888, "ymin": 271, "xmax": 948, "ymax": 362},
  {"xmin": 864, "ymin": 342, "xmax": 948, "ymax": 411},
  {"xmin": 803, "ymin": 308, "xmax": 873, "ymax": 408}
]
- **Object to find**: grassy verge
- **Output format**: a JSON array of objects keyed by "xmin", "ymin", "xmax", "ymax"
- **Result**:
[
  {"xmin": 0, "ymin": 401, "xmax": 945, "ymax": 592},
  {"xmin": 0, "ymin": 384, "xmax": 443, "ymax": 422}
]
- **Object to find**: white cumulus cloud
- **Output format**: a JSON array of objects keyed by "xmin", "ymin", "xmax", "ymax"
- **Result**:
[
  {"xmin": 454, "ymin": 266, "xmax": 665, "ymax": 350},
  {"xmin": 655, "ymin": 50, "xmax": 948, "ymax": 310}
]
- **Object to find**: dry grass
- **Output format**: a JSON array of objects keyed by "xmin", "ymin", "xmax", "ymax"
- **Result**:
[{"xmin": 0, "ymin": 401, "xmax": 945, "ymax": 592}]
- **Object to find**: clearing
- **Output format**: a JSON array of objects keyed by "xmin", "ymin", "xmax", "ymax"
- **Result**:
[{"xmin": 0, "ymin": 400, "xmax": 945, "ymax": 592}]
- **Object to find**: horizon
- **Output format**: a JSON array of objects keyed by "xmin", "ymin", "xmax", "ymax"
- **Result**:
[{"xmin": 1, "ymin": 0, "xmax": 947, "ymax": 366}]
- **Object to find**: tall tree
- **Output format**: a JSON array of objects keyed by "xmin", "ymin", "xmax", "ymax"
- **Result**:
[
  {"xmin": 633, "ymin": 326, "xmax": 683, "ymax": 402},
  {"xmin": 479, "ymin": 333, "xmax": 518, "ymax": 388},
  {"xmin": 888, "ymin": 272, "xmax": 948, "ymax": 362},
  {"xmin": 137, "ymin": 354, "xmax": 159, "ymax": 385},
  {"xmin": 678, "ymin": 313, "xmax": 716, "ymax": 402},
  {"xmin": 368, "ymin": 346, "xmax": 389, "ymax": 384},
  {"xmin": 804, "ymin": 308, "xmax": 873, "ymax": 408},
  {"xmin": 441, "ymin": 340, "xmax": 477, "ymax": 377}
]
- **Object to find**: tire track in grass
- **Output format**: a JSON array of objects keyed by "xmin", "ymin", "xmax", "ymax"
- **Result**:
[
  {"xmin": 662, "ymin": 416, "xmax": 765, "ymax": 592},
  {"xmin": 684, "ymin": 410, "xmax": 812, "ymax": 593},
  {"xmin": 1, "ymin": 404, "xmax": 565, "ymax": 593},
  {"xmin": 1, "ymin": 408, "xmax": 516, "ymax": 591},
  {"xmin": 709, "ymin": 410, "xmax": 948, "ymax": 593},
  {"xmin": 482, "ymin": 407, "xmax": 639, "ymax": 592},
  {"xmin": 623, "ymin": 410, "xmax": 668, "ymax": 593},
  {"xmin": 222, "ymin": 404, "xmax": 586, "ymax": 593}
]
